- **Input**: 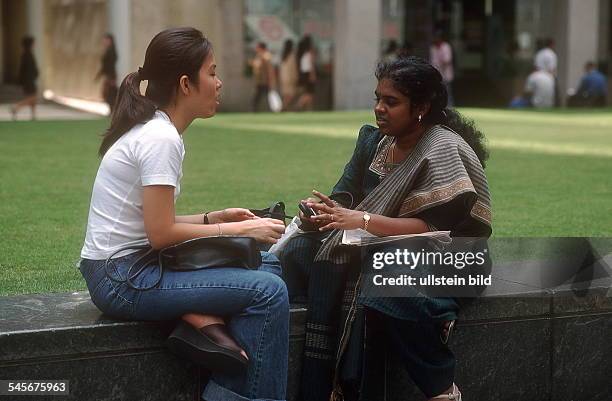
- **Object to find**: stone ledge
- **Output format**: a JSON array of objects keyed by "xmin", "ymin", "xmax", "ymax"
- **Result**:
[
  {"xmin": 0, "ymin": 292, "xmax": 306, "ymax": 363},
  {"xmin": 1, "ymin": 285, "xmax": 611, "ymax": 401},
  {"xmin": 0, "ymin": 292, "xmax": 306, "ymax": 401}
]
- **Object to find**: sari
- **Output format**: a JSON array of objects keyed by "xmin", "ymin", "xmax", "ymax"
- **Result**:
[{"xmin": 283, "ymin": 124, "xmax": 492, "ymax": 400}]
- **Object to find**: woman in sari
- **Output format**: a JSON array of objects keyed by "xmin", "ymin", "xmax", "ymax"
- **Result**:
[{"xmin": 282, "ymin": 56, "xmax": 492, "ymax": 401}]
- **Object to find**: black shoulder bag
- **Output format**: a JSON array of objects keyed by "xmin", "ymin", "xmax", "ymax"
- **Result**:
[{"xmin": 104, "ymin": 236, "xmax": 262, "ymax": 291}]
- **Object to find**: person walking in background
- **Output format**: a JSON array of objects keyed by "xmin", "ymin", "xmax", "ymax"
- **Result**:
[
  {"xmin": 534, "ymin": 38, "xmax": 558, "ymax": 106},
  {"xmin": 95, "ymin": 33, "xmax": 118, "ymax": 113},
  {"xmin": 534, "ymin": 38, "xmax": 557, "ymax": 76},
  {"xmin": 250, "ymin": 42, "xmax": 276, "ymax": 112},
  {"xmin": 568, "ymin": 61, "xmax": 607, "ymax": 107},
  {"xmin": 11, "ymin": 36, "xmax": 39, "ymax": 121},
  {"xmin": 430, "ymin": 31, "xmax": 454, "ymax": 107},
  {"xmin": 296, "ymin": 35, "xmax": 317, "ymax": 111},
  {"xmin": 279, "ymin": 39, "xmax": 299, "ymax": 111}
]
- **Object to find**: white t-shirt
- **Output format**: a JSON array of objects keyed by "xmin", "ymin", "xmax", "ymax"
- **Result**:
[
  {"xmin": 81, "ymin": 111, "xmax": 184, "ymax": 260},
  {"xmin": 534, "ymin": 47, "xmax": 557, "ymax": 75},
  {"xmin": 525, "ymin": 70, "xmax": 555, "ymax": 108},
  {"xmin": 300, "ymin": 52, "xmax": 313, "ymax": 73}
]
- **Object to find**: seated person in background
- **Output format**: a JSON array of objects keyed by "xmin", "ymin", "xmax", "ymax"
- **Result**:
[
  {"xmin": 509, "ymin": 67, "xmax": 555, "ymax": 109},
  {"xmin": 568, "ymin": 61, "xmax": 607, "ymax": 107}
]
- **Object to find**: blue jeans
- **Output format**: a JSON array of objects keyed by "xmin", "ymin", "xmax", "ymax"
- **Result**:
[{"xmin": 79, "ymin": 251, "xmax": 289, "ymax": 401}]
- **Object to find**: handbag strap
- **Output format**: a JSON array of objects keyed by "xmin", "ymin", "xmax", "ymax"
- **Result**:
[{"xmin": 104, "ymin": 245, "xmax": 162, "ymax": 291}]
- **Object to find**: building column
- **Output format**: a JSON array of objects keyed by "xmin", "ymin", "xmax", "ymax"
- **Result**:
[
  {"xmin": 26, "ymin": 0, "xmax": 44, "ymax": 90},
  {"xmin": 217, "ymin": 0, "xmax": 250, "ymax": 111},
  {"xmin": 108, "ymin": 0, "xmax": 131, "ymax": 81},
  {"xmin": 556, "ymin": 0, "xmax": 600, "ymax": 103},
  {"xmin": 333, "ymin": 0, "xmax": 382, "ymax": 110},
  {"xmin": 0, "ymin": 2, "xmax": 4, "ymax": 82}
]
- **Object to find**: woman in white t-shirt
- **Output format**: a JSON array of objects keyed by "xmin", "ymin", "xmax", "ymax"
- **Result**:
[
  {"xmin": 80, "ymin": 28, "xmax": 289, "ymax": 401},
  {"xmin": 296, "ymin": 35, "xmax": 316, "ymax": 111}
]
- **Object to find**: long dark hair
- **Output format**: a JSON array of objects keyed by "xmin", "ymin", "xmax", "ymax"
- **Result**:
[
  {"xmin": 99, "ymin": 27, "xmax": 212, "ymax": 156},
  {"xmin": 296, "ymin": 35, "xmax": 313, "ymax": 62},
  {"xmin": 375, "ymin": 56, "xmax": 489, "ymax": 167},
  {"xmin": 281, "ymin": 39, "xmax": 293, "ymax": 62}
]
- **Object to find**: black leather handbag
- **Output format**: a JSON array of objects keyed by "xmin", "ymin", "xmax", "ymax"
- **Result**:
[
  {"xmin": 105, "ymin": 236, "xmax": 262, "ymax": 291},
  {"xmin": 104, "ymin": 201, "xmax": 289, "ymax": 290},
  {"xmin": 159, "ymin": 236, "xmax": 261, "ymax": 271}
]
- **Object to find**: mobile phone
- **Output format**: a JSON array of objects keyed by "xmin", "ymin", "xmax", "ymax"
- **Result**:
[{"xmin": 298, "ymin": 202, "xmax": 318, "ymax": 218}]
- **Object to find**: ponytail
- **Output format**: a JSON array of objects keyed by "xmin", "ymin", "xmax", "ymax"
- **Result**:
[
  {"xmin": 98, "ymin": 27, "xmax": 212, "ymax": 156},
  {"xmin": 99, "ymin": 70, "xmax": 155, "ymax": 156}
]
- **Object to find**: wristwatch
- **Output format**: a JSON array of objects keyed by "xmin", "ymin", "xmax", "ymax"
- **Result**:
[{"xmin": 363, "ymin": 212, "xmax": 371, "ymax": 231}]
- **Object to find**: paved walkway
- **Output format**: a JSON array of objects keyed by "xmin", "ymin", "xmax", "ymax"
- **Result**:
[{"xmin": 0, "ymin": 102, "xmax": 101, "ymax": 121}]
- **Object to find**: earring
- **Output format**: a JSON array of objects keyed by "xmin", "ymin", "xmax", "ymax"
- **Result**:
[{"xmin": 418, "ymin": 114, "xmax": 422, "ymax": 123}]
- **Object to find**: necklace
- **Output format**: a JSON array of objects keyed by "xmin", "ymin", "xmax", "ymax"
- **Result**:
[{"xmin": 384, "ymin": 138, "xmax": 400, "ymax": 173}]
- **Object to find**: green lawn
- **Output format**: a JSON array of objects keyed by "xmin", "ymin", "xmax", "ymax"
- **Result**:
[{"xmin": 1, "ymin": 108, "xmax": 611, "ymax": 295}]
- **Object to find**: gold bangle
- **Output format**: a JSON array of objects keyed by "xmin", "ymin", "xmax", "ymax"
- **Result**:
[
  {"xmin": 363, "ymin": 212, "xmax": 371, "ymax": 232},
  {"xmin": 217, "ymin": 223, "xmax": 222, "ymax": 236}
]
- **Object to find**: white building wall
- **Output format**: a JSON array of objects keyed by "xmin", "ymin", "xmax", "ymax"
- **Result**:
[
  {"xmin": 565, "ymin": 0, "xmax": 600, "ymax": 93},
  {"xmin": 333, "ymin": 0, "xmax": 382, "ymax": 110},
  {"xmin": 109, "ymin": 0, "xmax": 131, "ymax": 83}
]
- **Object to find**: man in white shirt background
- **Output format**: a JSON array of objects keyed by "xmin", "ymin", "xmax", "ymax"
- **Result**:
[
  {"xmin": 508, "ymin": 65, "xmax": 555, "ymax": 109},
  {"xmin": 525, "ymin": 67, "xmax": 555, "ymax": 108}
]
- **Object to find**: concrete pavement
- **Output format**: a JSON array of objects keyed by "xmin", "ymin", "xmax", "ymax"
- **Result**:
[{"xmin": 0, "ymin": 102, "xmax": 101, "ymax": 122}]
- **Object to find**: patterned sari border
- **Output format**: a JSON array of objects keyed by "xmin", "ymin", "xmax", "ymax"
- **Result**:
[
  {"xmin": 471, "ymin": 200, "xmax": 492, "ymax": 225},
  {"xmin": 398, "ymin": 177, "xmax": 475, "ymax": 217}
]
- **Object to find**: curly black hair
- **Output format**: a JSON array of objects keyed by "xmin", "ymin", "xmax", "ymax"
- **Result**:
[{"xmin": 375, "ymin": 56, "xmax": 489, "ymax": 167}]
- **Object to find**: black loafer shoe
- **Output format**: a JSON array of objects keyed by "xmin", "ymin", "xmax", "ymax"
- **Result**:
[{"xmin": 166, "ymin": 321, "xmax": 248, "ymax": 374}]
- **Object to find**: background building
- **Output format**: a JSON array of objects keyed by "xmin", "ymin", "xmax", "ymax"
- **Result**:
[{"xmin": 1, "ymin": 0, "xmax": 610, "ymax": 110}]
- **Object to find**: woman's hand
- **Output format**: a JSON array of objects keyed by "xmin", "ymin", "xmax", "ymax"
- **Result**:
[
  {"xmin": 211, "ymin": 208, "xmax": 257, "ymax": 223},
  {"xmin": 298, "ymin": 197, "xmax": 319, "ymax": 219},
  {"xmin": 307, "ymin": 190, "xmax": 364, "ymax": 231},
  {"xmin": 298, "ymin": 196, "xmax": 328, "ymax": 231},
  {"xmin": 238, "ymin": 218, "xmax": 286, "ymax": 244}
]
